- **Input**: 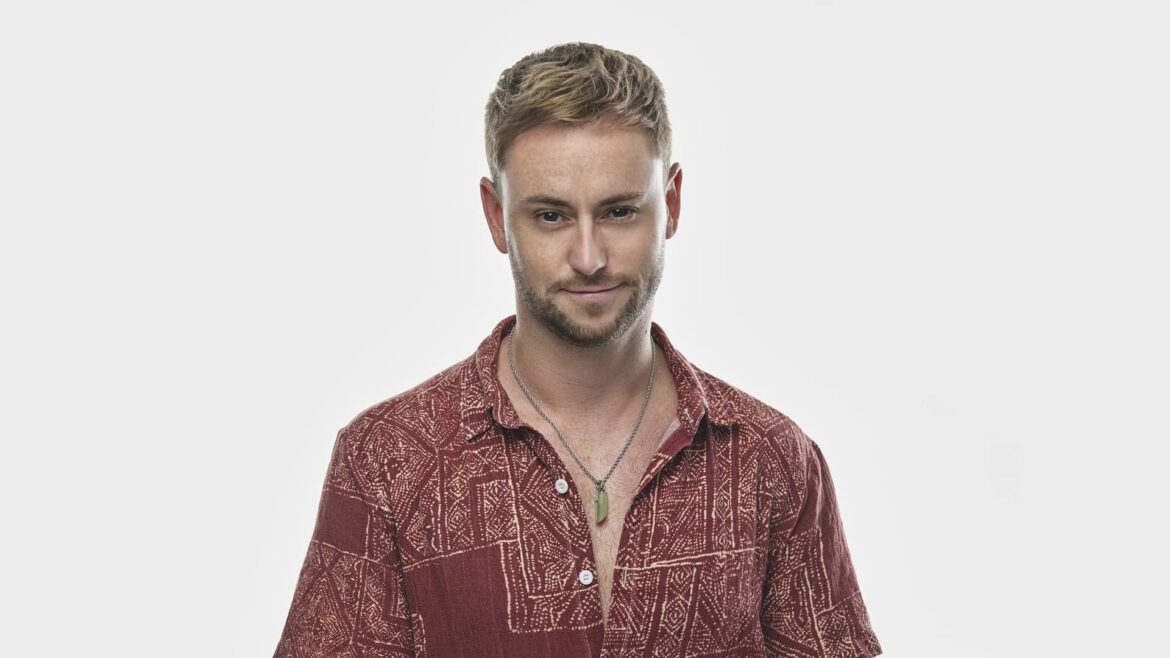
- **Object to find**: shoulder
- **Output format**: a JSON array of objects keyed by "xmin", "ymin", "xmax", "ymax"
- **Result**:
[
  {"xmin": 692, "ymin": 365, "xmax": 820, "ymax": 485},
  {"xmin": 332, "ymin": 354, "xmax": 474, "ymax": 464},
  {"xmin": 692, "ymin": 367, "xmax": 831, "ymax": 535}
]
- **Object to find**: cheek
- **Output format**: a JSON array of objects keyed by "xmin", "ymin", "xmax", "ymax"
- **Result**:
[
  {"xmin": 510, "ymin": 242, "xmax": 558, "ymax": 280},
  {"xmin": 626, "ymin": 232, "xmax": 664, "ymax": 263}
]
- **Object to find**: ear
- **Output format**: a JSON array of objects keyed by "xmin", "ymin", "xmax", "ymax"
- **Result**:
[
  {"xmin": 480, "ymin": 176, "xmax": 508, "ymax": 254},
  {"xmin": 664, "ymin": 162, "xmax": 682, "ymax": 239}
]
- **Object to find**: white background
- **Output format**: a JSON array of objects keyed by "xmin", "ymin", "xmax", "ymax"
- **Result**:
[{"xmin": 2, "ymin": 1, "xmax": 1167, "ymax": 656}]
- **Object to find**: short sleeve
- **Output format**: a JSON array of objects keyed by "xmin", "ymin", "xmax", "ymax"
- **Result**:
[
  {"xmin": 273, "ymin": 425, "xmax": 416, "ymax": 657},
  {"xmin": 761, "ymin": 434, "xmax": 882, "ymax": 657}
]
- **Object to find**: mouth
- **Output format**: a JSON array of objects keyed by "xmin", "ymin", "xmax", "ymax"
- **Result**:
[{"xmin": 563, "ymin": 284, "xmax": 622, "ymax": 302}]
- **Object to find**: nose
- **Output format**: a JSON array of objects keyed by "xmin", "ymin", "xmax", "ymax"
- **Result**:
[{"xmin": 567, "ymin": 216, "xmax": 606, "ymax": 277}]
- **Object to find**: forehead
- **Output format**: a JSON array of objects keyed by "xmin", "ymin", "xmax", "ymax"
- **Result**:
[{"xmin": 501, "ymin": 121, "xmax": 660, "ymax": 203}]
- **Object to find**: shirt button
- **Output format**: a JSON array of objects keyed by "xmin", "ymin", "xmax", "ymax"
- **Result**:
[
  {"xmin": 554, "ymin": 478, "xmax": 569, "ymax": 495},
  {"xmin": 578, "ymin": 569, "xmax": 594, "ymax": 586}
]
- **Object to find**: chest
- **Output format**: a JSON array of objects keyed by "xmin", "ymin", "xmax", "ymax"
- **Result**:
[
  {"xmin": 551, "ymin": 409, "xmax": 678, "ymax": 515},
  {"xmin": 549, "ymin": 409, "xmax": 673, "ymax": 498},
  {"xmin": 541, "ymin": 410, "xmax": 681, "ymax": 616},
  {"xmin": 389, "ymin": 416, "xmax": 773, "ymax": 657}
]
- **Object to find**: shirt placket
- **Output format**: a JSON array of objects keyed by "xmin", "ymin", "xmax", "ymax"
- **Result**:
[
  {"xmin": 603, "ymin": 412, "xmax": 706, "ymax": 657},
  {"xmin": 510, "ymin": 412, "xmax": 707, "ymax": 657},
  {"xmin": 509, "ymin": 424, "xmax": 607, "ymax": 655}
]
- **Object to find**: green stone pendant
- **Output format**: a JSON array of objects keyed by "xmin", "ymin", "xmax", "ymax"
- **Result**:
[{"xmin": 596, "ymin": 488, "xmax": 609, "ymax": 524}]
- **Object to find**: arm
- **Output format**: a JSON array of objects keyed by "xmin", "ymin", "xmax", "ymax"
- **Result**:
[
  {"xmin": 761, "ymin": 428, "xmax": 881, "ymax": 658},
  {"xmin": 273, "ymin": 424, "xmax": 415, "ymax": 657}
]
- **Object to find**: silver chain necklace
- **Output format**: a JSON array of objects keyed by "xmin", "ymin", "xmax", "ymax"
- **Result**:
[{"xmin": 506, "ymin": 330, "xmax": 655, "ymax": 525}]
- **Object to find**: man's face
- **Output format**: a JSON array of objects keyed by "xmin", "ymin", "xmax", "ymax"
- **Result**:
[{"xmin": 481, "ymin": 121, "xmax": 681, "ymax": 348}]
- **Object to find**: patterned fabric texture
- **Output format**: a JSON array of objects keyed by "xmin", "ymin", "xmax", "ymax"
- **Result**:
[{"xmin": 274, "ymin": 315, "xmax": 881, "ymax": 657}]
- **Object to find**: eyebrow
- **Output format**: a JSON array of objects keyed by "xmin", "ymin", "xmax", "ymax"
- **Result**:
[{"xmin": 520, "ymin": 192, "xmax": 647, "ymax": 208}]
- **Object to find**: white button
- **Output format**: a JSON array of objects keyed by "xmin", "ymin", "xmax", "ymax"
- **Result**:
[
  {"xmin": 554, "ymin": 478, "xmax": 569, "ymax": 495},
  {"xmin": 578, "ymin": 569, "xmax": 594, "ymax": 586}
]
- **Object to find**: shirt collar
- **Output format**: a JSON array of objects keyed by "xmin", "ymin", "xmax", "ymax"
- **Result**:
[{"xmin": 459, "ymin": 314, "xmax": 739, "ymax": 442}]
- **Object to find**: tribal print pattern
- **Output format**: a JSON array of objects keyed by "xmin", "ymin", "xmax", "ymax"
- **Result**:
[{"xmin": 274, "ymin": 315, "xmax": 881, "ymax": 658}]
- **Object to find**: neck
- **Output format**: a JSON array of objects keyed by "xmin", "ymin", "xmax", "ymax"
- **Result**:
[{"xmin": 500, "ymin": 309, "xmax": 658, "ymax": 424}]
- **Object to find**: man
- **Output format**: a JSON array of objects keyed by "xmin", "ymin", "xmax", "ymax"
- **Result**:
[{"xmin": 274, "ymin": 42, "xmax": 881, "ymax": 658}]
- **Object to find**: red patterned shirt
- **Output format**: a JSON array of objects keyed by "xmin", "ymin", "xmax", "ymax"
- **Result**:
[{"xmin": 274, "ymin": 315, "xmax": 881, "ymax": 657}]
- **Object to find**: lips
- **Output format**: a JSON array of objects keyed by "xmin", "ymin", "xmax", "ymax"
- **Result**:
[{"xmin": 563, "ymin": 284, "xmax": 623, "ymax": 303}]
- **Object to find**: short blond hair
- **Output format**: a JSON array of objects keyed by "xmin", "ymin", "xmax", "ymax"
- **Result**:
[{"xmin": 484, "ymin": 42, "xmax": 672, "ymax": 188}]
